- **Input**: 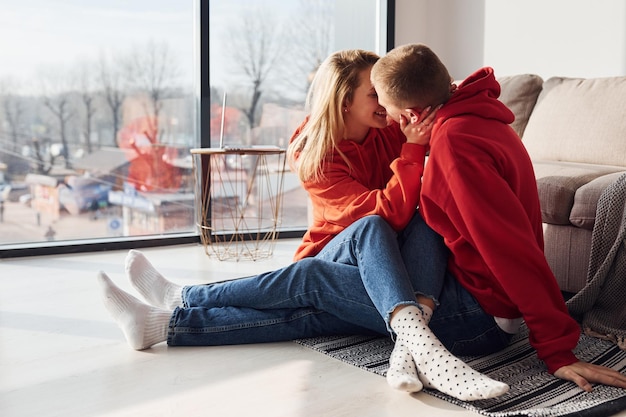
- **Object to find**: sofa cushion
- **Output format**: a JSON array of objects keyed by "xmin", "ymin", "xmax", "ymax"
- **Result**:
[
  {"xmin": 570, "ymin": 171, "xmax": 626, "ymax": 230},
  {"xmin": 497, "ymin": 74, "xmax": 543, "ymax": 137},
  {"xmin": 533, "ymin": 161, "xmax": 624, "ymax": 225},
  {"xmin": 522, "ymin": 76, "xmax": 626, "ymax": 168}
]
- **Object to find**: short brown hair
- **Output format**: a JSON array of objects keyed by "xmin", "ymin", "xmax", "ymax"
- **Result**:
[{"xmin": 371, "ymin": 43, "xmax": 452, "ymax": 109}]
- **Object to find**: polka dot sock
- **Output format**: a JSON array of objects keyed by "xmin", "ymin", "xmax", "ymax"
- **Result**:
[
  {"xmin": 386, "ymin": 304, "xmax": 433, "ymax": 392},
  {"xmin": 386, "ymin": 341, "xmax": 423, "ymax": 392},
  {"xmin": 391, "ymin": 305, "xmax": 509, "ymax": 401},
  {"xmin": 125, "ymin": 249, "xmax": 184, "ymax": 310},
  {"xmin": 98, "ymin": 271, "xmax": 171, "ymax": 350}
]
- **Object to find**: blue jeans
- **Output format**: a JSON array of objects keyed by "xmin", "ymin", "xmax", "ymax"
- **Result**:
[
  {"xmin": 168, "ymin": 213, "xmax": 512, "ymax": 355},
  {"xmin": 429, "ymin": 271, "xmax": 513, "ymax": 356}
]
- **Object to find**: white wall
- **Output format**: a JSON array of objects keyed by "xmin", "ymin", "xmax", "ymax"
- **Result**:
[{"xmin": 394, "ymin": 0, "xmax": 626, "ymax": 80}]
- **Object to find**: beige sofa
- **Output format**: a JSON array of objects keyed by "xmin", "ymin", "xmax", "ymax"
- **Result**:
[{"xmin": 498, "ymin": 74, "xmax": 626, "ymax": 294}]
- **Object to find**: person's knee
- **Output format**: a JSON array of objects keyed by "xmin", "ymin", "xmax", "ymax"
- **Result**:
[
  {"xmin": 357, "ymin": 215, "xmax": 392, "ymax": 233},
  {"xmin": 296, "ymin": 257, "xmax": 319, "ymax": 271}
]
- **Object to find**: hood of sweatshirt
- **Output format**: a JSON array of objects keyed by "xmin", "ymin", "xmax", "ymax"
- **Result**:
[{"xmin": 437, "ymin": 67, "xmax": 515, "ymax": 127}]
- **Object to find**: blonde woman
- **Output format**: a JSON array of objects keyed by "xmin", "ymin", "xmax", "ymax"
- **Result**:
[{"xmin": 99, "ymin": 50, "xmax": 509, "ymax": 401}]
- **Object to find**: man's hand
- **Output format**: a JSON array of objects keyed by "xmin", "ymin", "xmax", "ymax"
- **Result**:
[
  {"xmin": 400, "ymin": 105, "xmax": 441, "ymax": 146},
  {"xmin": 554, "ymin": 361, "xmax": 626, "ymax": 392}
]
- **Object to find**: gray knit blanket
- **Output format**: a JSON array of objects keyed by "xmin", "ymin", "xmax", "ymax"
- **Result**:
[{"xmin": 567, "ymin": 172, "xmax": 626, "ymax": 350}]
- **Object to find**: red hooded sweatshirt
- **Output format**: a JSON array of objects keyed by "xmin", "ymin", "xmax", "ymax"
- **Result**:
[
  {"xmin": 291, "ymin": 121, "xmax": 428, "ymax": 260},
  {"xmin": 419, "ymin": 67, "xmax": 580, "ymax": 373}
]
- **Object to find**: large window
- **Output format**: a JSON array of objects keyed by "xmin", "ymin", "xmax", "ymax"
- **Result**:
[
  {"xmin": 0, "ymin": 0, "xmax": 197, "ymax": 254},
  {"xmin": 0, "ymin": 0, "xmax": 392, "ymax": 256},
  {"xmin": 207, "ymin": 0, "xmax": 391, "ymax": 234}
]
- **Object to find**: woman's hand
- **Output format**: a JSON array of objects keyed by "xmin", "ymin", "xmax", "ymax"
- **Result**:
[
  {"xmin": 400, "ymin": 105, "xmax": 441, "ymax": 146},
  {"xmin": 554, "ymin": 361, "xmax": 626, "ymax": 392}
]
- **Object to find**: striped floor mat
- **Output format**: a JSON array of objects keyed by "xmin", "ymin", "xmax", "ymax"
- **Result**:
[{"xmin": 295, "ymin": 325, "xmax": 626, "ymax": 416}]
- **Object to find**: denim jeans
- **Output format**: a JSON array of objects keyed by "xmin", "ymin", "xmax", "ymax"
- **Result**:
[
  {"xmin": 168, "ymin": 213, "xmax": 512, "ymax": 354},
  {"xmin": 428, "ymin": 271, "xmax": 514, "ymax": 356},
  {"xmin": 170, "ymin": 213, "xmax": 436, "ymax": 345}
]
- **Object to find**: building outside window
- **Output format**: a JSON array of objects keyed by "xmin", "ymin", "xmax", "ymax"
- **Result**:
[{"xmin": 0, "ymin": 0, "xmax": 389, "ymax": 254}]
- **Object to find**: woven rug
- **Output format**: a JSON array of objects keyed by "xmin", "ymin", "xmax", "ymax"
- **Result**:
[{"xmin": 295, "ymin": 325, "xmax": 626, "ymax": 417}]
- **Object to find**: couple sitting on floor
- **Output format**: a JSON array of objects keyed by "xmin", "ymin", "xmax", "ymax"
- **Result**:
[{"xmin": 99, "ymin": 44, "xmax": 626, "ymax": 401}]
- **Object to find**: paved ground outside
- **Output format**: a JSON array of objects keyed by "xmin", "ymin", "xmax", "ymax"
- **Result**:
[
  {"xmin": 0, "ymin": 186, "xmax": 309, "ymax": 246},
  {"xmin": 0, "ymin": 201, "xmax": 113, "ymax": 244}
]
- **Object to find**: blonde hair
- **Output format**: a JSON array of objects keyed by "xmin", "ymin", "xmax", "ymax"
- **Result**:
[
  {"xmin": 287, "ymin": 49, "xmax": 380, "ymax": 183},
  {"xmin": 371, "ymin": 43, "xmax": 451, "ymax": 110}
]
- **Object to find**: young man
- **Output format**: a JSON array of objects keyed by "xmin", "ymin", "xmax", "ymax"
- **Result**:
[{"xmin": 371, "ymin": 43, "xmax": 626, "ymax": 393}]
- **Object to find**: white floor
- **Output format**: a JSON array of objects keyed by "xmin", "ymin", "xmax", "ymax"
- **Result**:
[{"xmin": 1, "ymin": 240, "xmax": 624, "ymax": 417}]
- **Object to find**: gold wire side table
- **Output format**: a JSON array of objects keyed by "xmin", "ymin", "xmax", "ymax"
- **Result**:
[{"xmin": 191, "ymin": 147, "xmax": 286, "ymax": 261}]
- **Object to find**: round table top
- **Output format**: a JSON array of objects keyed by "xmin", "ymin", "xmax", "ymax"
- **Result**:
[{"xmin": 190, "ymin": 146, "xmax": 285, "ymax": 155}]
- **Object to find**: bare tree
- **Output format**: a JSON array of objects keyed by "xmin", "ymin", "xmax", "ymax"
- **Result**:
[
  {"xmin": 75, "ymin": 61, "xmax": 97, "ymax": 154},
  {"xmin": 31, "ymin": 136, "xmax": 57, "ymax": 175},
  {"xmin": 226, "ymin": 7, "xmax": 282, "ymax": 128},
  {"xmin": 279, "ymin": 0, "xmax": 335, "ymax": 100},
  {"xmin": 0, "ymin": 78, "xmax": 25, "ymax": 165},
  {"xmin": 98, "ymin": 52, "xmax": 126, "ymax": 146},
  {"xmin": 125, "ymin": 40, "xmax": 180, "ymax": 143},
  {"xmin": 39, "ymin": 70, "xmax": 74, "ymax": 169}
]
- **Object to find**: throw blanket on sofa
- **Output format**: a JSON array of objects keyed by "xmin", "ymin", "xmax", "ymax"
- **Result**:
[{"xmin": 567, "ymin": 172, "xmax": 626, "ymax": 349}]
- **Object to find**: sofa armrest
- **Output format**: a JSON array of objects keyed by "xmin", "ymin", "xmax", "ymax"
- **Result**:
[{"xmin": 570, "ymin": 171, "xmax": 626, "ymax": 230}]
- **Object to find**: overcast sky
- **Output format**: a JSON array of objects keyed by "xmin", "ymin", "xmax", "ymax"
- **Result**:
[{"xmin": 0, "ymin": 0, "xmax": 194, "ymax": 86}]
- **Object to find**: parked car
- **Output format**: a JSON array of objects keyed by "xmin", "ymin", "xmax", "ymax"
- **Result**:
[
  {"xmin": 6, "ymin": 183, "xmax": 29, "ymax": 202},
  {"xmin": 58, "ymin": 176, "xmax": 113, "ymax": 215}
]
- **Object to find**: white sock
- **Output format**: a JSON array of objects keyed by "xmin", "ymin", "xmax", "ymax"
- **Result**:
[
  {"xmin": 391, "ymin": 306, "xmax": 509, "ymax": 401},
  {"xmin": 125, "ymin": 249, "xmax": 183, "ymax": 310},
  {"xmin": 386, "ymin": 303, "xmax": 432, "ymax": 392},
  {"xmin": 98, "ymin": 271, "xmax": 171, "ymax": 350},
  {"xmin": 386, "ymin": 342, "xmax": 423, "ymax": 392},
  {"xmin": 420, "ymin": 304, "xmax": 433, "ymax": 323}
]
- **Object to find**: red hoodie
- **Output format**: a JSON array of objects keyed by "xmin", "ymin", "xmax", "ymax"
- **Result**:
[
  {"xmin": 292, "ymin": 121, "xmax": 428, "ymax": 260},
  {"xmin": 419, "ymin": 67, "xmax": 580, "ymax": 373}
]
